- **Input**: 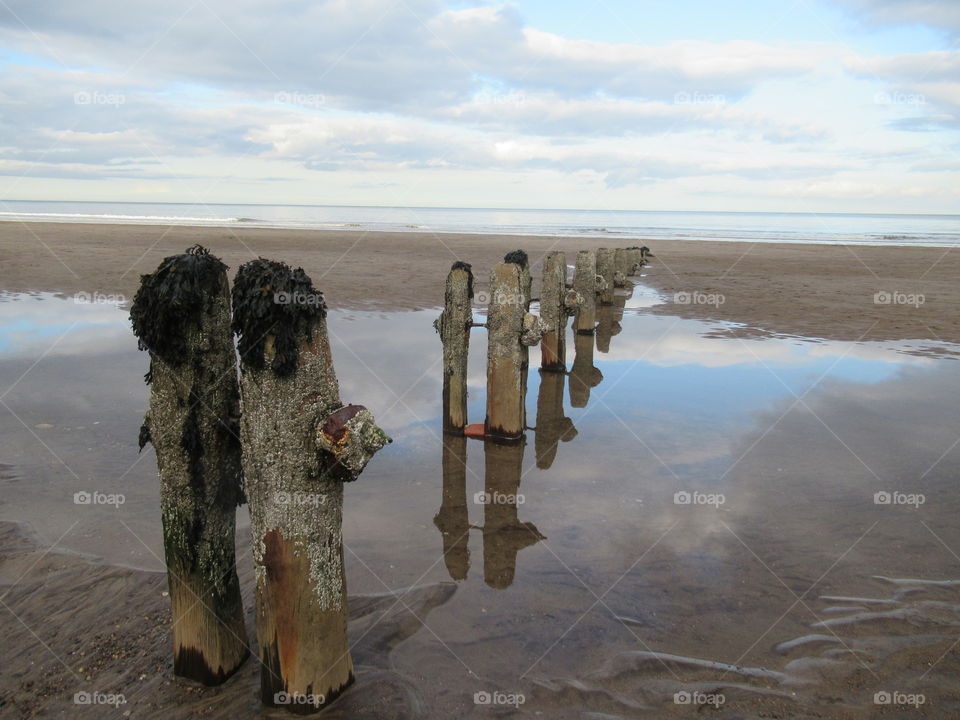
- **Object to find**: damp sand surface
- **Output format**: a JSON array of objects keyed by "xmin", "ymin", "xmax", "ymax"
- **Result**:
[{"xmin": 1, "ymin": 243, "xmax": 960, "ymax": 717}]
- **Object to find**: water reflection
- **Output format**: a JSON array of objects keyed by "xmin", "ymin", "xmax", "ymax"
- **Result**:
[{"xmin": 3, "ymin": 287, "xmax": 960, "ymax": 715}]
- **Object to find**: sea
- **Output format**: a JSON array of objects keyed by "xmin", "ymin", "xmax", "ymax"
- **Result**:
[{"xmin": 1, "ymin": 200, "xmax": 958, "ymax": 247}]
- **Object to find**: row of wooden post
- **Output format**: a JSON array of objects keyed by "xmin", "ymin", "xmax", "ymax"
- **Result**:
[
  {"xmin": 131, "ymin": 246, "xmax": 390, "ymax": 713},
  {"xmin": 434, "ymin": 245, "xmax": 645, "ymax": 587},
  {"xmin": 439, "ymin": 245, "xmax": 648, "ymax": 440}
]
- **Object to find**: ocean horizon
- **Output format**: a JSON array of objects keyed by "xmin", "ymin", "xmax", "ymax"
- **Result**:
[{"xmin": 2, "ymin": 200, "xmax": 958, "ymax": 247}]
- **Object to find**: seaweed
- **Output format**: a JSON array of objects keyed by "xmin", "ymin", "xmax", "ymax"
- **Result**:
[
  {"xmin": 138, "ymin": 422, "xmax": 151, "ymax": 451},
  {"xmin": 231, "ymin": 258, "xmax": 326, "ymax": 377},
  {"xmin": 450, "ymin": 260, "xmax": 474, "ymax": 299},
  {"xmin": 504, "ymin": 250, "xmax": 528, "ymax": 268},
  {"xmin": 130, "ymin": 245, "xmax": 227, "ymax": 372}
]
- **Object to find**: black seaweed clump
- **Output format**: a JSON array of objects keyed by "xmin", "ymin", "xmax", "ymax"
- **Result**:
[
  {"xmin": 504, "ymin": 250, "xmax": 528, "ymax": 268},
  {"xmin": 138, "ymin": 423, "xmax": 151, "ymax": 451},
  {"xmin": 130, "ymin": 245, "xmax": 227, "ymax": 373},
  {"xmin": 231, "ymin": 258, "xmax": 326, "ymax": 377},
  {"xmin": 451, "ymin": 260, "xmax": 474, "ymax": 299}
]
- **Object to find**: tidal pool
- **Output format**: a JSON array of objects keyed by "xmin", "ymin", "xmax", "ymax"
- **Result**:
[{"xmin": 1, "ymin": 288, "xmax": 958, "ymax": 717}]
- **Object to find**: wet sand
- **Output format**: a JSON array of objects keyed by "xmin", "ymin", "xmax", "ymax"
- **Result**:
[
  {"xmin": 2, "ymin": 221, "xmax": 958, "ymax": 345},
  {"xmin": 3, "ymin": 222, "xmax": 960, "ymax": 718}
]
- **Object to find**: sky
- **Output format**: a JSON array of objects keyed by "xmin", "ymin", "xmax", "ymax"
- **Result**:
[{"xmin": 0, "ymin": 0, "xmax": 958, "ymax": 213}]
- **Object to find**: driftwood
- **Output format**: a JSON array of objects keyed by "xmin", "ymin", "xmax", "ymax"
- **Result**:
[
  {"xmin": 435, "ymin": 262, "xmax": 473, "ymax": 434},
  {"xmin": 130, "ymin": 245, "xmax": 249, "ymax": 686},
  {"xmin": 232, "ymin": 259, "xmax": 389, "ymax": 712}
]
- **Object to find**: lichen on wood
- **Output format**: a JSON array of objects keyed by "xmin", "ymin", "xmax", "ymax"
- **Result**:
[
  {"xmin": 436, "ymin": 262, "xmax": 473, "ymax": 433},
  {"xmin": 539, "ymin": 251, "xmax": 567, "ymax": 371}
]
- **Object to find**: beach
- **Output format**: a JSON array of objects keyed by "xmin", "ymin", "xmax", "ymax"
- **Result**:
[
  {"xmin": 2, "ymin": 221, "xmax": 959, "ymax": 718},
  {"xmin": 3, "ymin": 221, "xmax": 959, "ymax": 346}
]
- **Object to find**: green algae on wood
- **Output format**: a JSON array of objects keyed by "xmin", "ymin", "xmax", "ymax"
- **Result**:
[{"xmin": 130, "ymin": 244, "xmax": 249, "ymax": 686}]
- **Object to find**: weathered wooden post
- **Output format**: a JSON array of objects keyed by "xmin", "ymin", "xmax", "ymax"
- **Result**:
[
  {"xmin": 569, "ymin": 332, "xmax": 603, "ymax": 408},
  {"xmin": 534, "ymin": 370, "xmax": 577, "ymax": 470},
  {"xmin": 130, "ymin": 245, "xmax": 249, "ymax": 686},
  {"xmin": 435, "ymin": 262, "xmax": 473, "ymax": 434},
  {"xmin": 481, "ymin": 439, "xmax": 545, "ymax": 589},
  {"xmin": 539, "ymin": 251, "xmax": 567, "ymax": 371},
  {"xmin": 596, "ymin": 248, "xmax": 616, "ymax": 306},
  {"xmin": 232, "ymin": 259, "xmax": 390, "ymax": 712},
  {"xmin": 434, "ymin": 435, "xmax": 471, "ymax": 581},
  {"xmin": 614, "ymin": 248, "xmax": 630, "ymax": 286},
  {"xmin": 485, "ymin": 261, "xmax": 545, "ymax": 441},
  {"xmin": 573, "ymin": 250, "xmax": 597, "ymax": 334}
]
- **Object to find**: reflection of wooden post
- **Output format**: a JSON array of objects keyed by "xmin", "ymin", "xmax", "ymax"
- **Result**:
[
  {"xmin": 597, "ymin": 288, "xmax": 629, "ymax": 354},
  {"xmin": 436, "ymin": 262, "xmax": 473, "ymax": 434},
  {"xmin": 233, "ymin": 259, "xmax": 390, "ymax": 712},
  {"xmin": 130, "ymin": 245, "xmax": 249, "ymax": 686},
  {"xmin": 434, "ymin": 435, "xmax": 470, "ymax": 581},
  {"xmin": 485, "ymin": 261, "xmax": 545, "ymax": 440},
  {"xmin": 481, "ymin": 439, "xmax": 544, "ymax": 589},
  {"xmin": 539, "ymin": 251, "xmax": 567, "ymax": 371},
  {"xmin": 534, "ymin": 370, "xmax": 577, "ymax": 469},
  {"xmin": 596, "ymin": 248, "xmax": 615, "ymax": 306},
  {"xmin": 569, "ymin": 332, "xmax": 603, "ymax": 408},
  {"xmin": 573, "ymin": 250, "xmax": 596, "ymax": 334}
]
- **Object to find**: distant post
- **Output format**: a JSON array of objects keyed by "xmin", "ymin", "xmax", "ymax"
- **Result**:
[
  {"xmin": 130, "ymin": 245, "xmax": 249, "ymax": 686},
  {"xmin": 436, "ymin": 262, "xmax": 473, "ymax": 434},
  {"xmin": 232, "ymin": 259, "xmax": 390, "ymax": 712},
  {"xmin": 573, "ymin": 250, "xmax": 597, "ymax": 334},
  {"xmin": 596, "ymin": 248, "xmax": 616, "ymax": 306},
  {"xmin": 614, "ymin": 248, "xmax": 630, "ymax": 286}
]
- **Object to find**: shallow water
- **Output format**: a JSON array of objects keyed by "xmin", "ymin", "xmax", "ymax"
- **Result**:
[{"xmin": 1, "ymin": 288, "xmax": 959, "ymax": 716}]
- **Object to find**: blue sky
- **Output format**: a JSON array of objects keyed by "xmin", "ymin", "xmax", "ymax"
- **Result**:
[{"xmin": 0, "ymin": 0, "xmax": 957, "ymax": 212}]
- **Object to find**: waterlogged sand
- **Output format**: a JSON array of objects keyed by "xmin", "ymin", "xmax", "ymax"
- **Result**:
[
  {"xmin": 3, "ymin": 221, "xmax": 960, "ymax": 718},
  {"xmin": 2, "ymin": 221, "xmax": 958, "ymax": 346}
]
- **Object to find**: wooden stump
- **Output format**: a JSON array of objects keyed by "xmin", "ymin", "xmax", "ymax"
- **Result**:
[
  {"xmin": 569, "ymin": 332, "xmax": 603, "ymax": 408},
  {"xmin": 436, "ymin": 262, "xmax": 473, "ymax": 434},
  {"xmin": 232, "ymin": 259, "xmax": 390, "ymax": 713},
  {"xmin": 596, "ymin": 248, "xmax": 616, "ymax": 306},
  {"xmin": 573, "ymin": 250, "xmax": 597, "ymax": 335},
  {"xmin": 434, "ymin": 435, "xmax": 470, "ymax": 581},
  {"xmin": 614, "ymin": 248, "xmax": 630, "ymax": 284},
  {"xmin": 534, "ymin": 370, "xmax": 577, "ymax": 470},
  {"xmin": 481, "ymin": 439, "xmax": 544, "ymax": 589},
  {"xmin": 485, "ymin": 261, "xmax": 545, "ymax": 441},
  {"xmin": 539, "ymin": 251, "xmax": 567, "ymax": 372},
  {"xmin": 130, "ymin": 245, "xmax": 249, "ymax": 686}
]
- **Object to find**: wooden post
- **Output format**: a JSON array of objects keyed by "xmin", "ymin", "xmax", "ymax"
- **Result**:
[
  {"xmin": 596, "ymin": 248, "xmax": 615, "ymax": 306},
  {"xmin": 539, "ymin": 251, "xmax": 567, "ymax": 371},
  {"xmin": 534, "ymin": 370, "xmax": 577, "ymax": 470},
  {"xmin": 232, "ymin": 259, "xmax": 390, "ymax": 713},
  {"xmin": 130, "ymin": 245, "xmax": 249, "ymax": 686},
  {"xmin": 614, "ymin": 248, "xmax": 630, "ymax": 285},
  {"xmin": 434, "ymin": 435, "xmax": 471, "ymax": 581},
  {"xmin": 573, "ymin": 250, "xmax": 597, "ymax": 334},
  {"xmin": 627, "ymin": 247, "xmax": 643, "ymax": 275},
  {"xmin": 436, "ymin": 262, "xmax": 473, "ymax": 434},
  {"xmin": 485, "ymin": 261, "xmax": 546, "ymax": 441},
  {"xmin": 481, "ymin": 439, "xmax": 545, "ymax": 589},
  {"xmin": 569, "ymin": 332, "xmax": 603, "ymax": 408}
]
